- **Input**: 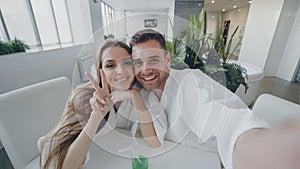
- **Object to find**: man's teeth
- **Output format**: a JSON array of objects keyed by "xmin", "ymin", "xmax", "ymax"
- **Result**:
[
  {"xmin": 115, "ymin": 77, "xmax": 128, "ymax": 82},
  {"xmin": 143, "ymin": 75, "xmax": 156, "ymax": 81}
]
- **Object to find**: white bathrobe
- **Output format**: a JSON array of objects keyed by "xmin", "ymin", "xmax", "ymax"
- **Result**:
[{"xmin": 161, "ymin": 69, "xmax": 269, "ymax": 169}]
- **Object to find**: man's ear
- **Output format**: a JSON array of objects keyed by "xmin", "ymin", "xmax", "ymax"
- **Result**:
[{"xmin": 166, "ymin": 52, "xmax": 171, "ymax": 67}]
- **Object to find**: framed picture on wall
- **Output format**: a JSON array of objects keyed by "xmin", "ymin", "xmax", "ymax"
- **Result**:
[{"xmin": 144, "ymin": 19, "xmax": 157, "ymax": 28}]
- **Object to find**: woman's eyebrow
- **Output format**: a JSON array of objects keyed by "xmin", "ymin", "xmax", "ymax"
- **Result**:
[{"xmin": 103, "ymin": 60, "xmax": 115, "ymax": 63}]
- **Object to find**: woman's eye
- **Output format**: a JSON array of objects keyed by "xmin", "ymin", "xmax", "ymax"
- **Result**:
[{"xmin": 105, "ymin": 64, "xmax": 115, "ymax": 68}]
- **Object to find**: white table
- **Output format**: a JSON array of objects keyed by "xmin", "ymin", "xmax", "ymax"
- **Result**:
[{"xmin": 81, "ymin": 129, "xmax": 221, "ymax": 169}]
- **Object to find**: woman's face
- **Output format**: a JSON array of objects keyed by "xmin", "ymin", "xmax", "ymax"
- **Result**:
[{"xmin": 101, "ymin": 46, "xmax": 134, "ymax": 91}]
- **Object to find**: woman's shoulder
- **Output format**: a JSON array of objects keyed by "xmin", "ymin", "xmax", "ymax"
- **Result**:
[{"xmin": 37, "ymin": 136, "xmax": 46, "ymax": 151}]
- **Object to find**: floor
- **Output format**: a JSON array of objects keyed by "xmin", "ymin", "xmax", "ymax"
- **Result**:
[
  {"xmin": 251, "ymin": 77, "xmax": 300, "ymax": 106},
  {"xmin": 0, "ymin": 77, "xmax": 299, "ymax": 169}
]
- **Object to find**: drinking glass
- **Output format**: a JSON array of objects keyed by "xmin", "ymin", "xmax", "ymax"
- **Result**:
[{"xmin": 132, "ymin": 155, "xmax": 148, "ymax": 169}]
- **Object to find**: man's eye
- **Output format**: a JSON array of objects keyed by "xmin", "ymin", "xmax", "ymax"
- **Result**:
[
  {"xmin": 134, "ymin": 61, "xmax": 143, "ymax": 66},
  {"xmin": 150, "ymin": 59, "xmax": 159, "ymax": 64},
  {"xmin": 124, "ymin": 60, "xmax": 132, "ymax": 65}
]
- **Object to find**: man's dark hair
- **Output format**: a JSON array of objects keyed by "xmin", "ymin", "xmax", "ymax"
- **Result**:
[{"xmin": 129, "ymin": 29, "xmax": 166, "ymax": 50}]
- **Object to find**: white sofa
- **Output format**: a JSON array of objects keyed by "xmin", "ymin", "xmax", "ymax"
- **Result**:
[{"xmin": 0, "ymin": 77, "xmax": 71, "ymax": 169}]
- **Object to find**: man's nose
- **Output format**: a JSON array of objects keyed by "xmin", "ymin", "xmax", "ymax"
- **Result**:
[{"xmin": 141, "ymin": 63, "xmax": 152, "ymax": 74}]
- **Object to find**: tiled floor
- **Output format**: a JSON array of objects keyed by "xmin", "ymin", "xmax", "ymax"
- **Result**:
[{"xmin": 0, "ymin": 77, "xmax": 299, "ymax": 169}]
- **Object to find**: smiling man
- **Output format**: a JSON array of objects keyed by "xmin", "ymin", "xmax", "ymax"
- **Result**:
[
  {"xmin": 131, "ymin": 32, "xmax": 170, "ymax": 92},
  {"xmin": 129, "ymin": 29, "xmax": 300, "ymax": 169}
]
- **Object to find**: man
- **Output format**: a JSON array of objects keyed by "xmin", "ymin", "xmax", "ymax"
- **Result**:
[{"xmin": 129, "ymin": 29, "xmax": 300, "ymax": 169}]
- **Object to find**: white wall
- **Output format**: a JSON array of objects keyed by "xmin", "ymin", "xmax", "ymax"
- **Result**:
[
  {"xmin": 125, "ymin": 11, "xmax": 169, "ymax": 41},
  {"xmin": 101, "ymin": 0, "xmax": 174, "ymax": 42},
  {"xmin": 114, "ymin": 10, "xmax": 126, "ymax": 40},
  {"xmin": 206, "ymin": 12, "xmax": 219, "ymax": 38},
  {"xmin": 264, "ymin": 0, "xmax": 300, "ymax": 78},
  {"xmin": 222, "ymin": 5, "xmax": 250, "ymax": 55},
  {"xmin": 79, "ymin": 0, "xmax": 93, "ymax": 42},
  {"xmin": 238, "ymin": 0, "xmax": 285, "ymax": 69},
  {"xmin": 276, "ymin": 4, "xmax": 300, "ymax": 81},
  {"xmin": 166, "ymin": 0, "xmax": 175, "ymax": 41},
  {"xmin": 88, "ymin": 0, "xmax": 105, "ymax": 54}
]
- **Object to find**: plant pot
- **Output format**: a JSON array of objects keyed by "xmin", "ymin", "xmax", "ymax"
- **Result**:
[
  {"xmin": 225, "ymin": 82, "xmax": 239, "ymax": 93},
  {"xmin": 233, "ymin": 61, "xmax": 264, "ymax": 106}
]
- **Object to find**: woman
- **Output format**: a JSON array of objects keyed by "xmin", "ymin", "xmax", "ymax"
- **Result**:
[{"xmin": 38, "ymin": 40, "xmax": 167, "ymax": 169}]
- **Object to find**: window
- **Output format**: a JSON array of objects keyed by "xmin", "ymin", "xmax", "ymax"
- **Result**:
[
  {"xmin": 31, "ymin": 0, "xmax": 60, "ymax": 45},
  {"xmin": 101, "ymin": 2, "xmax": 115, "ymax": 38},
  {"xmin": 0, "ymin": 0, "xmax": 38, "ymax": 46},
  {"xmin": 52, "ymin": 0, "xmax": 73, "ymax": 44},
  {"xmin": 0, "ymin": 9, "xmax": 9, "ymax": 41},
  {"xmin": 0, "ymin": 0, "xmax": 78, "ymax": 50}
]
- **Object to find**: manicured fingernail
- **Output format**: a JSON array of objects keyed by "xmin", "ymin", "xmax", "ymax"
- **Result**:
[{"xmin": 101, "ymin": 99, "xmax": 106, "ymax": 104}]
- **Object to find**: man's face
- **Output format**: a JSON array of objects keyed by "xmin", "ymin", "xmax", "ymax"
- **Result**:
[{"xmin": 132, "ymin": 39, "xmax": 170, "ymax": 91}]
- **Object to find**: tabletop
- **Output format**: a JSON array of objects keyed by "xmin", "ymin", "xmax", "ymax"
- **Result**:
[{"xmin": 81, "ymin": 129, "xmax": 221, "ymax": 169}]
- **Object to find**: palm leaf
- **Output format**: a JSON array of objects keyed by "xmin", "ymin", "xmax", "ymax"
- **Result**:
[{"xmin": 224, "ymin": 26, "xmax": 239, "ymax": 63}]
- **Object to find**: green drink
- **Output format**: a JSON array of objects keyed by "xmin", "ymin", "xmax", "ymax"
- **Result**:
[{"xmin": 132, "ymin": 156, "xmax": 148, "ymax": 169}]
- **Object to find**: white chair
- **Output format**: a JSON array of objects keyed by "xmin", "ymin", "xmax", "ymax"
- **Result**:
[
  {"xmin": 252, "ymin": 93, "xmax": 300, "ymax": 125},
  {"xmin": 0, "ymin": 77, "xmax": 71, "ymax": 169}
]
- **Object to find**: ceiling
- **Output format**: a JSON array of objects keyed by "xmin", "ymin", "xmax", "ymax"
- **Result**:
[
  {"xmin": 102, "ymin": 0, "xmax": 250, "ymax": 12},
  {"xmin": 204, "ymin": 0, "xmax": 251, "ymax": 12}
]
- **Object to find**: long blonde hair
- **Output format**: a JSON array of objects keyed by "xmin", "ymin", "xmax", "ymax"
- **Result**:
[{"xmin": 40, "ymin": 40, "xmax": 130, "ymax": 169}]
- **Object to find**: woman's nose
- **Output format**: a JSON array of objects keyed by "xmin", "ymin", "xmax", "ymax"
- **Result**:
[{"xmin": 115, "ymin": 64, "xmax": 123, "ymax": 74}]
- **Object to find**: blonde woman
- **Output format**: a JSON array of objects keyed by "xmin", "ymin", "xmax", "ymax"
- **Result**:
[{"xmin": 38, "ymin": 40, "xmax": 167, "ymax": 169}]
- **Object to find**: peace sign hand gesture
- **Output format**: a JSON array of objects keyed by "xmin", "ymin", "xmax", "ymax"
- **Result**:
[{"xmin": 85, "ymin": 70, "xmax": 113, "ymax": 119}]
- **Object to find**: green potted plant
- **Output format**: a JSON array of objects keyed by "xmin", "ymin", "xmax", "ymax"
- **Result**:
[
  {"xmin": 213, "ymin": 14, "xmax": 248, "ymax": 93},
  {"xmin": 166, "ymin": 18, "xmax": 189, "ymax": 69},
  {"xmin": 0, "ymin": 38, "xmax": 29, "ymax": 56},
  {"xmin": 104, "ymin": 34, "xmax": 115, "ymax": 39},
  {"xmin": 167, "ymin": 9, "xmax": 248, "ymax": 93}
]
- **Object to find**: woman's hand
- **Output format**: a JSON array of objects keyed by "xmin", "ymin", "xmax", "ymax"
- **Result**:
[
  {"xmin": 89, "ymin": 92, "xmax": 112, "ymax": 118},
  {"xmin": 86, "ymin": 71, "xmax": 113, "ymax": 119},
  {"xmin": 111, "ymin": 89, "xmax": 138, "ymax": 104},
  {"xmin": 61, "ymin": 70, "xmax": 113, "ymax": 169}
]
